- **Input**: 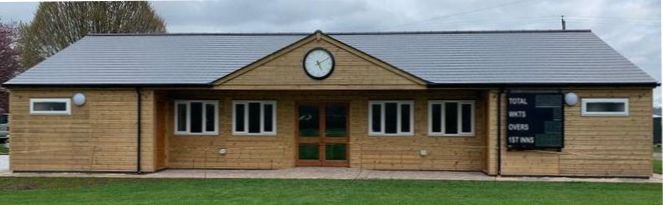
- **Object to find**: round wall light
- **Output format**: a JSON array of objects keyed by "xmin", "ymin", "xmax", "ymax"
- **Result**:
[
  {"xmin": 72, "ymin": 93, "xmax": 86, "ymax": 106},
  {"xmin": 564, "ymin": 92, "xmax": 578, "ymax": 106}
]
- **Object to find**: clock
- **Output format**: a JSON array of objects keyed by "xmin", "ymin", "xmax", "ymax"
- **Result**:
[{"xmin": 303, "ymin": 47, "xmax": 335, "ymax": 80}]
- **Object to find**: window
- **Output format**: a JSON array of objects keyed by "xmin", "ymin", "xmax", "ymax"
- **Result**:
[
  {"xmin": 0, "ymin": 114, "xmax": 7, "ymax": 124},
  {"xmin": 581, "ymin": 98, "xmax": 629, "ymax": 116},
  {"xmin": 368, "ymin": 101, "xmax": 413, "ymax": 136},
  {"xmin": 233, "ymin": 101, "xmax": 276, "ymax": 135},
  {"xmin": 30, "ymin": 98, "xmax": 71, "ymax": 115},
  {"xmin": 174, "ymin": 100, "xmax": 218, "ymax": 135},
  {"xmin": 428, "ymin": 100, "xmax": 474, "ymax": 136}
]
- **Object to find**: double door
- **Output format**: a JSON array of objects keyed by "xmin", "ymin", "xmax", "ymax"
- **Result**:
[{"xmin": 296, "ymin": 103, "xmax": 349, "ymax": 167}]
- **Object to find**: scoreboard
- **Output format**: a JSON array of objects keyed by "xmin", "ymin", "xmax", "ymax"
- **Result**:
[{"xmin": 506, "ymin": 93, "xmax": 564, "ymax": 150}]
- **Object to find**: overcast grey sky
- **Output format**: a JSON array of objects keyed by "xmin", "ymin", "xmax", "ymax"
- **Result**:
[{"xmin": 0, "ymin": 0, "xmax": 660, "ymax": 104}]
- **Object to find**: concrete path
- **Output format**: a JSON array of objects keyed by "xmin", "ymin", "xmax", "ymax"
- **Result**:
[{"xmin": 1, "ymin": 168, "xmax": 661, "ymax": 183}]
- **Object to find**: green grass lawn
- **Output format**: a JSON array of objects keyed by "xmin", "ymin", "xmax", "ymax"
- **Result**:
[
  {"xmin": 655, "ymin": 145, "xmax": 662, "ymax": 153},
  {"xmin": 0, "ymin": 177, "xmax": 659, "ymax": 205}
]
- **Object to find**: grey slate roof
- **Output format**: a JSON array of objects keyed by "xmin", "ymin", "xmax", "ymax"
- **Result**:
[
  {"xmin": 5, "ymin": 30, "xmax": 657, "ymax": 86},
  {"xmin": 7, "ymin": 34, "xmax": 305, "ymax": 85}
]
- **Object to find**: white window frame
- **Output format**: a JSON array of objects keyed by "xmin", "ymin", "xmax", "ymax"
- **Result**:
[
  {"xmin": 174, "ymin": 100, "xmax": 219, "ymax": 135},
  {"xmin": 368, "ymin": 101, "xmax": 414, "ymax": 136},
  {"xmin": 581, "ymin": 98, "xmax": 629, "ymax": 117},
  {"xmin": 30, "ymin": 98, "xmax": 71, "ymax": 115},
  {"xmin": 428, "ymin": 100, "xmax": 475, "ymax": 137},
  {"xmin": 232, "ymin": 100, "xmax": 277, "ymax": 136}
]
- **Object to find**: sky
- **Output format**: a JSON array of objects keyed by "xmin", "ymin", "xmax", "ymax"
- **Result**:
[{"xmin": 0, "ymin": 0, "xmax": 660, "ymax": 105}]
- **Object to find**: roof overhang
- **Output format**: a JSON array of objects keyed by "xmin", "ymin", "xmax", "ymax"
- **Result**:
[
  {"xmin": 2, "ymin": 83, "xmax": 213, "ymax": 88},
  {"xmin": 427, "ymin": 82, "xmax": 660, "ymax": 88},
  {"xmin": 5, "ymin": 82, "xmax": 657, "ymax": 89}
]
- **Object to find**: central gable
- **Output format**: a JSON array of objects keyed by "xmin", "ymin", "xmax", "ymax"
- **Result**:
[{"xmin": 213, "ymin": 32, "xmax": 426, "ymax": 90}]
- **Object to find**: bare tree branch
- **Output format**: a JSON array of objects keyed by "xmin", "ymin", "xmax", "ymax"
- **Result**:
[{"xmin": 18, "ymin": 2, "xmax": 166, "ymax": 69}]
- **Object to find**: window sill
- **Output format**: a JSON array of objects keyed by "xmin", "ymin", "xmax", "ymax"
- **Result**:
[
  {"xmin": 232, "ymin": 133, "xmax": 277, "ymax": 136},
  {"xmin": 581, "ymin": 113, "xmax": 629, "ymax": 117},
  {"xmin": 368, "ymin": 134, "xmax": 414, "ymax": 137},
  {"xmin": 174, "ymin": 132, "xmax": 219, "ymax": 136},
  {"xmin": 30, "ymin": 112, "xmax": 71, "ymax": 116},
  {"xmin": 428, "ymin": 134, "xmax": 475, "ymax": 137}
]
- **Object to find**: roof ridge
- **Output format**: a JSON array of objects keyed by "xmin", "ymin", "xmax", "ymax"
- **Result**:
[
  {"xmin": 88, "ymin": 32, "xmax": 311, "ymax": 36},
  {"xmin": 328, "ymin": 29, "xmax": 591, "ymax": 35},
  {"xmin": 87, "ymin": 29, "xmax": 592, "ymax": 37}
]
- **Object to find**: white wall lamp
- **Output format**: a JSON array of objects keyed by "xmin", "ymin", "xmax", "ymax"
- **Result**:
[
  {"xmin": 72, "ymin": 93, "xmax": 86, "ymax": 106},
  {"xmin": 564, "ymin": 92, "xmax": 578, "ymax": 106},
  {"xmin": 218, "ymin": 148, "xmax": 228, "ymax": 155}
]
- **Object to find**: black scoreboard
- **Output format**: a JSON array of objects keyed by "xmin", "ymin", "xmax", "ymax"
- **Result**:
[{"xmin": 506, "ymin": 93, "xmax": 564, "ymax": 150}]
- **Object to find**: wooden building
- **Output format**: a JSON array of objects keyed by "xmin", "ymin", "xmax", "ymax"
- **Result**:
[{"xmin": 4, "ymin": 30, "xmax": 657, "ymax": 177}]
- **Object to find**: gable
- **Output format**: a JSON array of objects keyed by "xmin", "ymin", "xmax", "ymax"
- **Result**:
[{"xmin": 213, "ymin": 33, "xmax": 426, "ymax": 90}]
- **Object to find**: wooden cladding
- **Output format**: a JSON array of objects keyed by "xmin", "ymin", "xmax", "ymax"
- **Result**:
[
  {"xmin": 8, "ymin": 87, "xmax": 653, "ymax": 177},
  {"xmin": 161, "ymin": 90, "xmax": 486, "ymax": 171},
  {"xmin": 215, "ymin": 35, "xmax": 425, "ymax": 90},
  {"xmin": 486, "ymin": 88, "xmax": 653, "ymax": 177},
  {"xmin": 9, "ymin": 88, "xmax": 157, "ymax": 172}
]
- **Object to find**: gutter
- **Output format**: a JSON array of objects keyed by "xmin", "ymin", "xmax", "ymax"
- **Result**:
[
  {"xmin": 135, "ymin": 87, "xmax": 142, "ymax": 174},
  {"xmin": 2, "ymin": 82, "xmax": 658, "ymax": 89},
  {"xmin": 2, "ymin": 83, "xmax": 212, "ymax": 88},
  {"xmin": 497, "ymin": 88, "xmax": 505, "ymax": 176},
  {"xmin": 427, "ymin": 82, "xmax": 660, "ymax": 88}
]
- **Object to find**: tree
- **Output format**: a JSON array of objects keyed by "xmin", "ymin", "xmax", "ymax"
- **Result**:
[
  {"xmin": 0, "ymin": 20, "xmax": 20, "ymax": 114},
  {"xmin": 19, "ymin": 2, "xmax": 166, "ymax": 69}
]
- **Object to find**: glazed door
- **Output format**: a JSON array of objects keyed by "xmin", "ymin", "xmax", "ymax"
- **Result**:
[{"xmin": 296, "ymin": 103, "xmax": 349, "ymax": 167}]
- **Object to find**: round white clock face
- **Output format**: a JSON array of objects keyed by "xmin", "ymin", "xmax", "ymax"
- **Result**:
[{"xmin": 303, "ymin": 48, "xmax": 334, "ymax": 80}]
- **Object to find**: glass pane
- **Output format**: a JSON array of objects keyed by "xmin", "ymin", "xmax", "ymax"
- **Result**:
[
  {"xmin": 234, "ymin": 104, "xmax": 245, "ymax": 132},
  {"xmin": 587, "ymin": 102, "xmax": 625, "ymax": 112},
  {"xmin": 535, "ymin": 132, "xmax": 562, "ymax": 147},
  {"xmin": 205, "ymin": 103, "xmax": 215, "ymax": 132},
  {"xmin": 298, "ymin": 105, "xmax": 319, "ymax": 137},
  {"xmin": 385, "ymin": 103, "xmax": 398, "ymax": 134},
  {"xmin": 177, "ymin": 103, "xmax": 187, "ymax": 132},
  {"xmin": 444, "ymin": 102, "xmax": 458, "ymax": 134},
  {"xmin": 536, "ymin": 95, "xmax": 562, "ymax": 107},
  {"xmin": 325, "ymin": 105, "xmax": 346, "ymax": 137},
  {"xmin": 371, "ymin": 104, "xmax": 382, "ymax": 132},
  {"xmin": 190, "ymin": 102, "xmax": 203, "ymax": 133},
  {"xmin": 431, "ymin": 104, "xmax": 441, "ymax": 133},
  {"xmin": 400, "ymin": 104, "xmax": 410, "ymax": 133},
  {"xmin": 298, "ymin": 144, "xmax": 319, "ymax": 160},
  {"xmin": 263, "ymin": 104, "xmax": 274, "ymax": 132},
  {"xmin": 461, "ymin": 104, "xmax": 472, "ymax": 133},
  {"xmin": 248, "ymin": 103, "xmax": 261, "ymax": 133},
  {"xmin": 33, "ymin": 102, "xmax": 66, "ymax": 111},
  {"xmin": 325, "ymin": 144, "xmax": 347, "ymax": 160}
]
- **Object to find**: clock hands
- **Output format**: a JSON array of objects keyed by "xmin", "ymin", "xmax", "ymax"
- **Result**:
[
  {"xmin": 314, "ymin": 57, "xmax": 331, "ymax": 71},
  {"xmin": 304, "ymin": 49, "xmax": 333, "ymax": 79},
  {"xmin": 315, "ymin": 60, "xmax": 323, "ymax": 71}
]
